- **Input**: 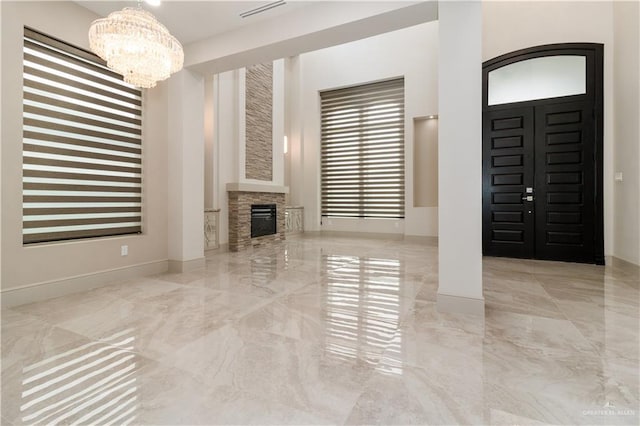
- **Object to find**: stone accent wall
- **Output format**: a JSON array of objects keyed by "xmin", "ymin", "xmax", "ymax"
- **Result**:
[
  {"xmin": 228, "ymin": 191, "xmax": 285, "ymax": 252},
  {"xmin": 245, "ymin": 63, "xmax": 273, "ymax": 181}
]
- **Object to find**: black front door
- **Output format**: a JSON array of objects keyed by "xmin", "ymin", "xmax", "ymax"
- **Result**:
[
  {"xmin": 482, "ymin": 44, "xmax": 604, "ymax": 265},
  {"xmin": 484, "ymin": 100, "xmax": 598, "ymax": 263}
]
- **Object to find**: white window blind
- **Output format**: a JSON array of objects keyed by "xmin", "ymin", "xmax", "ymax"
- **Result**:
[
  {"xmin": 22, "ymin": 27, "xmax": 143, "ymax": 244},
  {"xmin": 321, "ymin": 78, "xmax": 405, "ymax": 219}
]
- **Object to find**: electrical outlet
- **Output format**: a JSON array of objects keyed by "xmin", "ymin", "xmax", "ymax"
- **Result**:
[
  {"xmin": 121, "ymin": 245, "xmax": 128, "ymax": 256},
  {"xmin": 615, "ymin": 172, "xmax": 623, "ymax": 182}
]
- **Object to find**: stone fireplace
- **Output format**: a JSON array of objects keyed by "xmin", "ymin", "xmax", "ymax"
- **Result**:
[
  {"xmin": 219, "ymin": 61, "xmax": 288, "ymax": 252},
  {"xmin": 227, "ymin": 183, "xmax": 287, "ymax": 252}
]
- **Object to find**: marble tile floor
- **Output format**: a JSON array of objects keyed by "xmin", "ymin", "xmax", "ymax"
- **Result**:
[{"xmin": 1, "ymin": 234, "xmax": 639, "ymax": 425}]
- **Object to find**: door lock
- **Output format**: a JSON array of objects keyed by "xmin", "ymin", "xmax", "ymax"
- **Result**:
[{"xmin": 522, "ymin": 195, "xmax": 534, "ymax": 202}]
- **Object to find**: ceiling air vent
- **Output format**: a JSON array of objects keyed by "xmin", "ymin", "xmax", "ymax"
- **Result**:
[{"xmin": 239, "ymin": 0, "xmax": 286, "ymax": 18}]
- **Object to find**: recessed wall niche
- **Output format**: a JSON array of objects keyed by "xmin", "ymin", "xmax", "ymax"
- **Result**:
[
  {"xmin": 413, "ymin": 116, "xmax": 438, "ymax": 207},
  {"xmin": 245, "ymin": 62, "xmax": 273, "ymax": 181}
]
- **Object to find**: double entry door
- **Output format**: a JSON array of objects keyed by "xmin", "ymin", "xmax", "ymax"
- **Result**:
[{"xmin": 483, "ymin": 99, "xmax": 601, "ymax": 264}]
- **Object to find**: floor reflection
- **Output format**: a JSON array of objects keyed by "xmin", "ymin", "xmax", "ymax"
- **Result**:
[
  {"xmin": 322, "ymin": 254, "xmax": 403, "ymax": 373},
  {"xmin": 249, "ymin": 255, "xmax": 279, "ymax": 286},
  {"xmin": 20, "ymin": 329, "xmax": 138, "ymax": 425}
]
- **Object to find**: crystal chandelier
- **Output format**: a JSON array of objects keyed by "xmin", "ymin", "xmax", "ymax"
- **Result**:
[{"xmin": 88, "ymin": 6, "xmax": 183, "ymax": 88}]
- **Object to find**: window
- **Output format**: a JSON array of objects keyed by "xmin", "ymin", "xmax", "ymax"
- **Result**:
[
  {"xmin": 488, "ymin": 55, "xmax": 586, "ymax": 106},
  {"xmin": 321, "ymin": 78, "xmax": 405, "ymax": 219},
  {"xmin": 22, "ymin": 28, "xmax": 142, "ymax": 244}
]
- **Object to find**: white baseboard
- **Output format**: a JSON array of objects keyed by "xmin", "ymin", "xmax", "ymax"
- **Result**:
[
  {"xmin": 205, "ymin": 243, "xmax": 229, "ymax": 253},
  {"xmin": 210, "ymin": 243, "xmax": 229, "ymax": 253},
  {"xmin": 168, "ymin": 257, "xmax": 206, "ymax": 273},
  {"xmin": 608, "ymin": 255, "xmax": 640, "ymax": 269},
  {"xmin": 403, "ymin": 235, "xmax": 438, "ymax": 245},
  {"xmin": 318, "ymin": 230, "xmax": 405, "ymax": 240},
  {"xmin": 1, "ymin": 260, "xmax": 169, "ymax": 308},
  {"xmin": 437, "ymin": 292, "xmax": 485, "ymax": 317},
  {"xmin": 305, "ymin": 230, "xmax": 438, "ymax": 244}
]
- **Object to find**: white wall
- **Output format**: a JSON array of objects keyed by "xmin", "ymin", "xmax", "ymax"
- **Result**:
[
  {"xmin": 204, "ymin": 76, "xmax": 215, "ymax": 210},
  {"xmin": 290, "ymin": 22, "xmax": 439, "ymax": 236},
  {"xmin": 613, "ymin": 0, "xmax": 640, "ymax": 266},
  {"xmin": 286, "ymin": 56, "xmax": 304, "ymax": 209},
  {"xmin": 0, "ymin": 1, "xmax": 169, "ymax": 305},
  {"xmin": 212, "ymin": 71, "xmax": 239, "ymax": 246},
  {"xmin": 482, "ymin": 0, "xmax": 616, "ymax": 257}
]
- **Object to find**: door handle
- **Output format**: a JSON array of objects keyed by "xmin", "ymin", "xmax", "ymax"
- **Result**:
[{"xmin": 522, "ymin": 195, "xmax": 534, "ymax": 201}]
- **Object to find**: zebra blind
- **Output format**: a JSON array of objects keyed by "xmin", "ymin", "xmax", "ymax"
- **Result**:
[
  {"xmin": 321, "ymin": 78, "xmax": 405, "ymax": 219},
  {"xmin": 22, "ymin": 27, "xmax": 143, "ymax": 244}
]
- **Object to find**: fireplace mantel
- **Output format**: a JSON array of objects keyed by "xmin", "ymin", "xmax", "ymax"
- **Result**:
[{"xmin": 226, "ymin": 182, "xmax": 289, "ymax": 194}]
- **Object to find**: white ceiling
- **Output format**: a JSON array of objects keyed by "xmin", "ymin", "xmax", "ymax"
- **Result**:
[{"xmin": 75, "ymin": 1, "xmax": 318, "ymax": 45}]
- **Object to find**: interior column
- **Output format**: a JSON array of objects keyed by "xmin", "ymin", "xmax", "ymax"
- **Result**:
[
  {"xmin": 437, "ymin": 0, "xmax": 484, "ymax": 315},
  {"xmin": 167, "ymin": 69, "xmax": 206, "ymax": 272}
]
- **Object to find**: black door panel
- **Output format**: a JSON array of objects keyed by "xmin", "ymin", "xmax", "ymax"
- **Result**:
[
  {"xmin": 534, "ymin": 101, "xmax": 595, "ymax": 263},
  {"xmin": 483, "ymin": 108, "xmax": 534, "ymax": 258}
]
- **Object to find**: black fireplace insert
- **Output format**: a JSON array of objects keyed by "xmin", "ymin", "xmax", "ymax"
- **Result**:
[{"xmin": 251, "ymin": 204, "xmax": 276, "ymax": 238}]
